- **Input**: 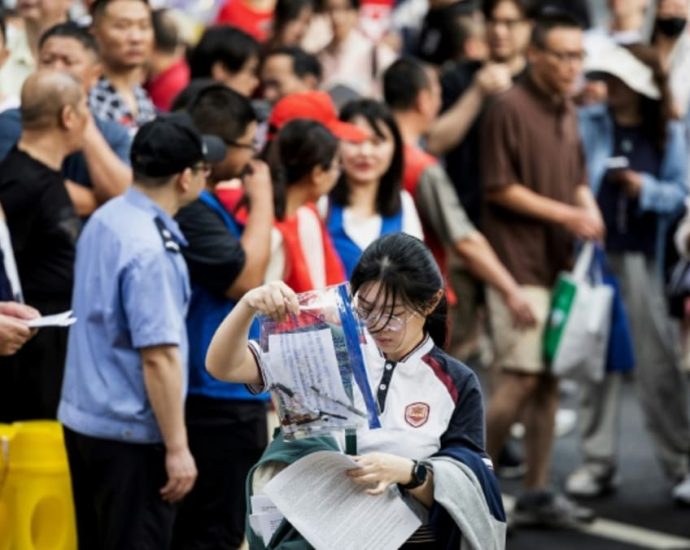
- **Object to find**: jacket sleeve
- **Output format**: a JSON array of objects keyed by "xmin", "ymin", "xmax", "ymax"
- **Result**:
[{"xmin": 639, "ymin": 121, "xmax": 688, "ymax": 215}]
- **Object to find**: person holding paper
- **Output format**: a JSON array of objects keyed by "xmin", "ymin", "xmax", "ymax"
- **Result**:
[
  {"xmin": 0, "ymin": 302, "xmax": 39, "ymax": 356},
  {"xmin": 207, "ymin": 233, "xmax": 506, "ymax": 548},
  {"xmin": 0, "ymin": 71, "xmax": 85, "ymax": 421}
]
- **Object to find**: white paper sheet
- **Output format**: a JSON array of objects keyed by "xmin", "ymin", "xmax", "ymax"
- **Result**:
[
  {"xmin": 25, "ymin": 310, "xmax": 76, "ymax": 328},
  {"xmin": 263, "ymin": 451, "xmax": 424, "ymax": 550},
  {"xmin": 249, "ymin": 494, "xmax": 285, "ymax": 546}
]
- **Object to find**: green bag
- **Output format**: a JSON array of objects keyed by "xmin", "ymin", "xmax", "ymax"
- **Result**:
[
  {"xmin": 542, "ymin": 275, "xmax": 578, "ymax": 365},
  {"xmin": 542, "ymin": 242, "xmax": 613, "ymax": 382}
]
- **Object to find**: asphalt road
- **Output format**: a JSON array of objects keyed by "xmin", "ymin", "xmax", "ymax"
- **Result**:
[{"xmin": 488, "ymin": 375, "xmax": 690, "ymax": 550}]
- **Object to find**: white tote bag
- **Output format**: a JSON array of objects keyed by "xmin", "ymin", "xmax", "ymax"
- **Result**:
[{"xmin": 551, "ymin": 242, "xmax": 614, "ymax": 382}]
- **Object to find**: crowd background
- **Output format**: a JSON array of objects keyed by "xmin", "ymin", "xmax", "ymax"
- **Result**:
[{"xmin": 0, "ymin": 0, "xmax": 688, "ymax": 548}]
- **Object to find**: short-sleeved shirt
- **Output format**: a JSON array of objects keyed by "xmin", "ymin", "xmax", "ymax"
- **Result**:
[
  {"xmin": 440, "ymin": 61, "xmax": 527, "ymax": 228},
  {"xmin": 249, "ymin": 334, "xmax": 486, "ymax": 460},
  {"xmin": 176, "ymin": 193, "xmax": 269, "ymax": 403},
  {"xmin": 481, "ymin": 74, "xmax": 585, "ymax": 286},
  {"xmin": 144, "ymin": 58, "xmax": 191, "ymax": 113},
  {"xmin": 176, "ymin": 196, "xmax": 246, "ymax": 296},
  {"xmin": 58, "ymin": 188, "xmax": 191, "ymax": 443},
  {"xmin": 0, "ymin": 108, "xmax": 131, "ymax": 192},
  {"xmin": 403, "ymin": 144, "xmax": 475, "ymax": 246},
  {"xmin": 0, "ymin": 147, "xmax": 80, "ymax": 304},
  {"xmin": 440, "ymin": 61, "xmax": 483, "ymax": 226},
  {"xmin": 89, "ymin": 77, "xmax": 157, "ymax": 132}
]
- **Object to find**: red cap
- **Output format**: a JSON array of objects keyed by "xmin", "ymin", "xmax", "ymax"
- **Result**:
[{"xmin": 267, "ymin": 91, "xmax": 367, "ymax": 143}]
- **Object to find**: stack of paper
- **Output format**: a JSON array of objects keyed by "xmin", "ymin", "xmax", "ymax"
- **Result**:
[
  {"xmin": 262, "ymin": 451, "xmax": 425, "ymax": 550},
  {"xmin": 249, "ymin": 494, "xmax": 285, "ymax": 546}
]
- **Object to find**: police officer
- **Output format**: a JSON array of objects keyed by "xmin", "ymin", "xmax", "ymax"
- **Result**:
[{"xmin": 57, "ymin": 113, "xmax": 226, "ymax": 550}]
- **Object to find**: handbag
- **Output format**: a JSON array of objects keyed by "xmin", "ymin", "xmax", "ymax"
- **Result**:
[
  {"xmin": 667, "ymin": 258, "xmax": 690, "ymax": 319},
  {"xmin": 595, "ymin": 248, "xmax": 635, "ymax": 373},
  {"xmin": 543, "ymin": 242, "xmax": 614, "ymax": 382}
]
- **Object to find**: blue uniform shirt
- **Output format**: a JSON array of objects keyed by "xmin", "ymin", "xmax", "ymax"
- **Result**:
[{"xmin": 58, "ymin": 188, "xmax": 191, "ymax": 443}]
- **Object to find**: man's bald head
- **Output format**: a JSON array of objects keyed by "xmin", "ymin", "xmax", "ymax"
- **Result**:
[{"xmin": 20, "ymin": 71, "xmax": 84, "ymax": 130}]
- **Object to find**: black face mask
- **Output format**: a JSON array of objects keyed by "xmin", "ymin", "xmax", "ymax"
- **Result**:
[{"xmin": 656, "ymin": 17, "xmax": 687, "ymax": 38}]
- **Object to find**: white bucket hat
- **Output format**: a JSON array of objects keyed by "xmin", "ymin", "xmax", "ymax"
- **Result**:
[{"xmin": 584, "ymin": 45, "xmax": 661, "ymax": 100}]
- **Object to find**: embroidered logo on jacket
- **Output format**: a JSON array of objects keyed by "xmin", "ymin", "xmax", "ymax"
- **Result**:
[{"xmin": 404, "ymin": 402, "xmax": 430, "ymax": 427}]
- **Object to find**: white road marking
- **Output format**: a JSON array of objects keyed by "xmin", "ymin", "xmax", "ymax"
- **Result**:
[{"xmin": 503, "ymin": 495, "xmax": 690, "ymax": 549}]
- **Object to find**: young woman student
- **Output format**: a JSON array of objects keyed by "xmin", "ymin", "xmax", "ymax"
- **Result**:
[{"xmin": 207, "ymin": 233, "xmax": 506, "ymax": 548}]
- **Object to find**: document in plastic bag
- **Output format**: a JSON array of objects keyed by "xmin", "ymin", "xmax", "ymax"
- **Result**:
[{"xmin": 257, "ymin": 283, "xmax": 379, "ymax": 440}]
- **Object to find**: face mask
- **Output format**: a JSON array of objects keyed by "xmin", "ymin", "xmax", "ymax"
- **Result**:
[{"xmin": 656, "ymin": 17, "xmax": 687, "ymax": 38}]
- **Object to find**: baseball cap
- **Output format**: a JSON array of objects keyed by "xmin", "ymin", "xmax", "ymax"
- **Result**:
[
  {"xmin": 585, "ymin": 45, "xmax": 661, "ymax": 100},
  {"xmin": 267, "ymin": 91, "xmax": 367, "ymax": 142},
  {"xmin": 131, "ymin": 113, "xmax": 227, "ymax": 178}
]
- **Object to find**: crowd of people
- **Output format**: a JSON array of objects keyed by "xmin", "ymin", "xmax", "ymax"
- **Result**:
[{"xmin": 0, "ymin": 0, "xmax": 688, "ymax": 548}]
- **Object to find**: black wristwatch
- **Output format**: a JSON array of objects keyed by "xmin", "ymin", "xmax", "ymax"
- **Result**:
[{"xmin": 399, "ymin": 460, "xmax": 428, "ymax": 491}]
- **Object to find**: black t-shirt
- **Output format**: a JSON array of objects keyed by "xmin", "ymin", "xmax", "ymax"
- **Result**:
[
  {"xmin": 598, "ymin": 123, "xmax": 661, "ymax": 256},
  {"xmin": 440, "ymin": 61, "xmax": 527, "ymax": 229},
  {"xmin": 440, "ymin": 61, "xmax": 483, "ymax": 227},
  {"xmin": 0, "ymin": 147, "xmax": 80, "ymax": 303},
  {"xmin": 176, "ymin": 196, "xmax": 246, "ymax": 296}
]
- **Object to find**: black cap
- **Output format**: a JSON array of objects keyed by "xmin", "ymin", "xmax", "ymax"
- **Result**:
[{"xmin": 131, "ymin": 113, "xmax": 226, "ymax": 178}]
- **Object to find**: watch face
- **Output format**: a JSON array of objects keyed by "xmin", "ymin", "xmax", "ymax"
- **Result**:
[{"xmin": 415, "ymin": 462, "xmax": 428, "ymax": 484}]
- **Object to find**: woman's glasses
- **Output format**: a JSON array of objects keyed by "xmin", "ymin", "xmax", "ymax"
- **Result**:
[{"xmin": 353, "ymin": 305, "xmax": 417, "ymax": 333}]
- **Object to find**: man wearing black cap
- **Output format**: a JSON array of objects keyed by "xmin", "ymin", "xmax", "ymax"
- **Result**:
[{"xmin": 57, "ymin": 113, "xmax": 226, "ymax": 550}]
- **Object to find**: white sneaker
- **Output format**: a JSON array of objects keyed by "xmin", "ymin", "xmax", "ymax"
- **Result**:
[
  {"xmin": 509, "ymin": 408, "xmax": 578, "ymax": 440},
  {"xmin": 555, "ymin": 408, "xmax": 577, "ymax": 438},
  {"xmin": 566, "ymin": 465, "xmax": 618, "ymax": 498},
  {"xmin": 672, "ymin": 475, "xmax": 690, "ymax": 505}
]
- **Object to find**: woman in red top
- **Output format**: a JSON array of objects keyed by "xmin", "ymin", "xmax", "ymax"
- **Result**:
[{"xmin": 263, "ymin": 119, "xmax": 346, "ymax": 292}]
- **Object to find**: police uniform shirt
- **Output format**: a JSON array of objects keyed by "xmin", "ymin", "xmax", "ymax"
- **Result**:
[
  {"xmin": 249, "ymin": 334, "xmax": 486, "ymax": 460},
  {"xmin": 58, "ymin": 188, "xmax": 191, "ymax": 444}
]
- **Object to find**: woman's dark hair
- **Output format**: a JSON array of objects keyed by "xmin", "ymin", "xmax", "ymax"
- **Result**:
[
  {"xmin": 625, "ymin": 44, "xmax": 675, "ymax": 152},
  {"xmin": 331, "ymin": 99, "xmax": 403, "ymax": 218},
  {"xmin": 266, "ymin": 0, "xmax": 313, "ymax": 48},
  {"xmin": 263, "ymin": 119, "xmax": 338, "ymax": 220},
  {"xmin": 482, "ymin": 0, "xmax": 539, "ymax": 22},
  {"xmin": 188, "ymin": 26, "xmax": 259, "ymax": 79},
  {"xmin": 350, "ymin": 233, "xmax": 448, "ymax": 347}
]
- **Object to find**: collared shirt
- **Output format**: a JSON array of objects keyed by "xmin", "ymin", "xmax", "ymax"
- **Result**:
[
  {"xmin": 88, "ymin": 76, "xmax": 157, "ymax": 132},
  {"xmin": 58, "ymin": 188, "xmax": 191, "ymax": 443},
  {"xmin": 481, "ymin": 73, "xmax": 586, "ymax": 286},
  {"xmin": 249, "ymin": 333, "xmax": 486, "ymax": 460}
]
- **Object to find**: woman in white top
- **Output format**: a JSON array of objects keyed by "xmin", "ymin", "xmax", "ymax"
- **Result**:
[
  {"xmin": 322, "ymin": 99, "xmax": 423, "ymax": 278},
  {"xmin": 317, "ymin": 0, "xmax": 397, "ymax": 98}
]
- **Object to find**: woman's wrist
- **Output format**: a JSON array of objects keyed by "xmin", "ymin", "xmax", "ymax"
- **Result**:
[{"xmin": 399, "ymin": 458, "xmax": 415, "ymax": 485}]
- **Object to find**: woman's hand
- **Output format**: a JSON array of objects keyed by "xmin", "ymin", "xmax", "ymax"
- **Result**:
[
  {"xmin": 347, "ymin": 452, "xmax": 414, "ymax": 495},
  {"xmin": 241, "ymin": 281, "xmax": 300, "ymax": 322}
]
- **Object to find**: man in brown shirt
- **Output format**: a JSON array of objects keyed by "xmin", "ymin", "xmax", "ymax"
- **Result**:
[{"xmin": 481, "ymin": 12, "xmax": 604, "ymax": 527}]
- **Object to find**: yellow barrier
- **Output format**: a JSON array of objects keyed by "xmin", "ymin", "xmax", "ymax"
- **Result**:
[{"xmin": 0, "ymin": 422, "xmax": 76, "ymax": 550}]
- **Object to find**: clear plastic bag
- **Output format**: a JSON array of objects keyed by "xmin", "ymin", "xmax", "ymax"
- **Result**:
[{"xmin": 257, "ymin": 283, "xmax": 380, "ymax": 440}]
